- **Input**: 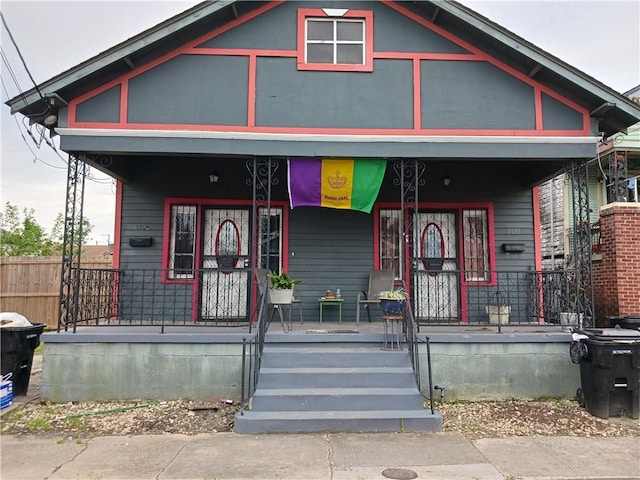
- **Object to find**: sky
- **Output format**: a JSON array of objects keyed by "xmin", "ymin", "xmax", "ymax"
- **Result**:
[{"xmin": 1, "ymin": 0, "xmax": 639, "ymax": 245}]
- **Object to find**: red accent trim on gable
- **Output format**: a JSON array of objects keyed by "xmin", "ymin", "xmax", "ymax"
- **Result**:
[
  {"xmin": 67, "ymin": 0, "xmax": 589, "ymax": 137},
  {"xmin": 413, "ymin": 59, "xmax": 421, "ymax": 129},
  {"xmin": 296, "ymin": 8, "xmax": 374, "ymax": 72},
  {"xmin": 248, "ymin": 54, "xmax": 257, "ymax": 127},
  {"xmin": 65, "ymin": 122, "xmax": 591, "ymax": 137},
  {"xmin": 534, "ymin": 88, "xmax": 543, "ymax": 130},
  {"xmin": 119, "ymin": 81, "xmax": 128, "ymax": 124},
  {"xmin": 382, "ymin": 1, "xmax": 589, "ymax": 126}
]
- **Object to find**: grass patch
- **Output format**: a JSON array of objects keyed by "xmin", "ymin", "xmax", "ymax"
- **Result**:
[
  {"xmin": 25, "ymin": 418, "xmax": 52, "ymax": 431},
  {"xmin": 66, "ymin": 416, "xmax": 85, "ymax": 429},
  {"xmin": 34, "ymin": 343, "xmax": 44, "ymax": 355}
]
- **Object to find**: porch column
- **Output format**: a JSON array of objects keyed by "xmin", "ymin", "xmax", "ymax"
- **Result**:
[
  {"xmin": 246, "ymin": 156, "xmax": 278, "ymax": 328},
  {"xmin": 392, "ymin": 159, "xmax": 425, "ymax": 291},
  {"xmin": 566, "ymin": 160, "xmax": 595, "ymax": 327},
  {"xmin": 58, "ymin": 154, "xmax": 87, "ymax": 332}
]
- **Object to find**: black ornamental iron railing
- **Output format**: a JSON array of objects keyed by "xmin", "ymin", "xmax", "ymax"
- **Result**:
[{"xmin": 59, "ymin": 267, "xmax": 585, "ymax": 330}]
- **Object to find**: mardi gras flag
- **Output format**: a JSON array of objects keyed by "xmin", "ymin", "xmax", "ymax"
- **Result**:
[{"xmin": 288, "ymin": 157, "xmax": 386, "ymax": 213}]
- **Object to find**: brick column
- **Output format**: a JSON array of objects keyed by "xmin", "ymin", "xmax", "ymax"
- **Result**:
[{"xmin": 593, "ymin": 203, "xmax": 640, "ymax": 325}]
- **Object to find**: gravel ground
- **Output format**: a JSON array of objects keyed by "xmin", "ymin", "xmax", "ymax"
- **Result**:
[{"xmin": 2, "ymin": 398, "xmax": 638, "ymax": 438}]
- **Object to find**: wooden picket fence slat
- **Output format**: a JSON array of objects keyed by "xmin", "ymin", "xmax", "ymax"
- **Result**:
[{"xmin": 0, "ymin": 255, "xmax": 113, "ymax": 329}]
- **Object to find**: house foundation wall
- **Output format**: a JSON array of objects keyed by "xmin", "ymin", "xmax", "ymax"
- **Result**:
[
  {"xmin": 593, "ymin": 202, "xmax": 640, "ymax": 323},
  {"xmin": 41, "ymin": 333, "xmax": 579, "ymax": 402},
  {"xmin": 41, "ymin": 342, "xmax": 245, "ymax": 402},
  {"xmin": 423, "ymin": 341, "xmax": 580, "ymax": 400}
]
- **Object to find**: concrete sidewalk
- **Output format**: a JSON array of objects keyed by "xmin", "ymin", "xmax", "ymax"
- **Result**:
[
  {"xmin": 2, "ymin": 431, "xmax": 639, "ymax": 480},
  {"xmin": 2, "ymin": 355, "xmax": 639, "ymax": 479}
]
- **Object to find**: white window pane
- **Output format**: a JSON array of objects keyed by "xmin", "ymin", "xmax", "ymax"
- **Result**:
[
  {"xmin": 169, "ymin": 205, "xmax": 196, "ymax": 279},
  {"xmin": 307, "ymin": 20, "xmax": 333, "ymax": 41},
  {"xmin": 336, "ymin": 44, "xmax": 363, "ymax": 64},
  {"xmin": 337, "ymin": 21, "xmax": 362, "ymax": 41},
  {"xmin": 258, "ymin": 208, "xmax": 282, "ymax": 273},
  {"xmin": 307, "ymin": 44, "xmax": 334, "ymax": 63},
  {"xmin": 463, "ymin": 209, "xmax": 488, "ymax": 282}
]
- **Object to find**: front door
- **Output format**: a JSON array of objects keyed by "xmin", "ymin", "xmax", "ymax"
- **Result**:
[
  {"xmin": 413, "ymin": 212, "xmax": 460, "ymax": 321},
  {"xmin": 200, "ymin": 208, "xmax": 250, "ymax": 322}
]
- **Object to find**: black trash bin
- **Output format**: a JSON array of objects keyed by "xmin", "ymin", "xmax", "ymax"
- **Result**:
[
  {"xmin": 0, "ymin": 323, "xmax": 45, "ymax": 396},
  {"xmin": 609, "ymin": 315, "xmax": 640, "ymax": 331},
  {"xmin": 570, "ymin": 328, "xmax": 640, "ymax": 419}
]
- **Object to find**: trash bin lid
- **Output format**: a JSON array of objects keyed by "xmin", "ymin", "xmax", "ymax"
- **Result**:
[{"xmin": 581, "ymin": 328, "xmax": 640, "ymax": 339}]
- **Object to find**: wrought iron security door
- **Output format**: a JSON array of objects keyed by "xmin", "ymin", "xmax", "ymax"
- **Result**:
[
  {"xmin": 413, "ymin": 212, "xmax": 459, "ymax": 321},
  {"xmin": 200, "ymin": 208, "xmax": 250, "ymax": 322}
]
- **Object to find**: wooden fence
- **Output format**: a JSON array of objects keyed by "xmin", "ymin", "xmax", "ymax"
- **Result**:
[{"xmin": 0, "ymin": 255, "xmax": 113, "ymax": 329}]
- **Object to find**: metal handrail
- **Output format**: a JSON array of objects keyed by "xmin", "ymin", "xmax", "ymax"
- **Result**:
[
  {"xmin": 402, "ymin": 281, "xmax": 435, "ymax": 414},
  {"xmin": 239, "ymin": 272, "xmax": 270, "ymax": 414}
]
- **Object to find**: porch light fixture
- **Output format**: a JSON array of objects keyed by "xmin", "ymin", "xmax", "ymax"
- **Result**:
[
  {"xmin": 43, "ymin": 114, "xmax": 58, "ymax": 126},
  {"xmin": 442, "ymin": 174, "xmax": 451, "ymax": 187},
  {"xmin": 209, "ymin": 172, "xmax": 220, "ymax": 184}
]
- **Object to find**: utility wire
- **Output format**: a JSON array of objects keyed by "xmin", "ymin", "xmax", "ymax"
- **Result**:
[{"xmin": 0, "ymin": 11, "xmax": 45, "ymax": 101}]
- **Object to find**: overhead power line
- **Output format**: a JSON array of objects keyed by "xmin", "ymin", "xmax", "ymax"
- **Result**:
[{"xmin": 0, "ymin": 11, "xmax": 45, "ymax": 101}]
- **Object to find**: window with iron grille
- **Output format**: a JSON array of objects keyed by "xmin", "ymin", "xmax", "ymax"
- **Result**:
[
  {"xmin": 379, "ymin": 209, "xmax": 403, "ymax": 280},
  {"xmin": 462, "ymin": 209, "xmax": 489, "ymax": 282},
  {"xmin": 258, "ymin": 207, "xmax": 282, "ymax": 274},
  {"xmin": 168, "ymin": 205, "xmax": 197, "ymax": 279}
]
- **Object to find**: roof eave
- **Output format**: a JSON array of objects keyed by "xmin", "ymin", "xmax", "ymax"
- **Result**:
[
  {"xmin": 441, "ymin": 1, "xmax": 640, "ymax": 128},
  {"xmin": 5, "ymin": 0, "xmax": 233, "ymax": 113}
]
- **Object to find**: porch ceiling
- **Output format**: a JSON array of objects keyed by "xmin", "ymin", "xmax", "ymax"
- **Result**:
[{"xmin": 87, "ymin": 154, "xmax": 567, "ymax": 188}]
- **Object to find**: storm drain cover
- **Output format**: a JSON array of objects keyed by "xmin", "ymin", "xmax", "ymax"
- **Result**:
[{"xmin": 382, "ymin": 468, "xmax": 418, "ymax": 479}]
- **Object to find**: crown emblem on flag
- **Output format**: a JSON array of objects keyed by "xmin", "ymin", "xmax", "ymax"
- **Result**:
[{"xmin": 327, "ymin": 170, "xmax": 347, "ymax": 188}]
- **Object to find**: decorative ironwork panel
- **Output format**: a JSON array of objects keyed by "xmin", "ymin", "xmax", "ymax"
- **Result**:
[
  {"xmin": 567, "ymin": 160, "xmax": 594, "ymax": 327},
  {"xmin": 58, "ymin": 154, "xmax": 88, "ymax": 332},
  {"xmin": 607, "ymin": 151, "xmax": 628, "ymax": 202},
  {"xmin": 246, "ymin": 157, "xmax": 279, "ymax": 331}
]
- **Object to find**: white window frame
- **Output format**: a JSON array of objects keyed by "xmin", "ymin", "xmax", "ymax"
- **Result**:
[
  {"xmin": 379, "ymin": 209, "xmax": 403, "ymax": 280},
  {"xmin": 258, "ymin": 207, "xmax": 283, "ymax": 273},
  {"xmin": 168, "ymin": 205, "xmax": 197, "ymax": 279},
  {"xmin": 462, "ymin": 209, "xmax": 489, "ymax": 282},
  {"xmin": 305, "ymin": 17, "xmax": 365, "ymax": 65}
]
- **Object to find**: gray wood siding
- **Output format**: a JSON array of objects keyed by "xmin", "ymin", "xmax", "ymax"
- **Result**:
[
  {"xmin": 75, "ymin": 85, "xmax": 121, "ymax": 123},
  {"xmin": 69, "ymin": 0, "xmax": 584, "ymax": 134},
  {"xmin": 288, "ymin": 207, "xmax": 374, "ymax": 324},
  {"xmin": 541, "ymin": 93, "xmax": 584, "ymax": 130},
  {"xmin": 421, "ymin": 60, "xmax": 536, "ymax": 130},
  {"xmin": 197, "ymin": 1, "xmax": 297, "ymax": 50},
  {"xmin": 255, "ymin": 58, "xmax": 413, "ymax": 129},
  {"xmin": 127, "ymin": 55, "xmax": 249, "ymax": 125}
]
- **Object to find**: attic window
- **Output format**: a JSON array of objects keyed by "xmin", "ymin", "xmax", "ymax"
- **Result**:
[{"xmin": 297, "ymin": 8, "xmax": 374, "ymax": 72}]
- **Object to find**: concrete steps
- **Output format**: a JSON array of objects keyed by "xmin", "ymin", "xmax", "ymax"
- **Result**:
[{"xmin": 234, "ymin": 342, "xmax": 442, "ymax": 434}]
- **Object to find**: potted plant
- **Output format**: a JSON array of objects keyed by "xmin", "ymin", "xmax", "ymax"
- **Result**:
[
  {"xmin": 485, "ymin": 292, "xmax": 510, "ymax": 325},
  {"xmin": 559, "ymin": 293, "xmax": 584, "ymax": 331},
  {"xmin": 378, "ymin": 288, "xmax": 408, "ymax": 316},
  {"xmin": 558, "ymin": 270, "xmax": 584, "ymax": 331},
  {"xmin": 268, "ymin": 271, "xmax": 300, "ymax": 304}
]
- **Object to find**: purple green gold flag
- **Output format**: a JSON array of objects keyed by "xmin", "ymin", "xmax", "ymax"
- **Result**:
[{"xmin": 288, "ymin": 158, "xmax": 386, "ymax": 213}]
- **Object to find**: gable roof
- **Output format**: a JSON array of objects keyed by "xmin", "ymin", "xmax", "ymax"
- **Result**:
[{"xmin": 6, "ymin": 0, "xmax": 640, "ymax": 137}]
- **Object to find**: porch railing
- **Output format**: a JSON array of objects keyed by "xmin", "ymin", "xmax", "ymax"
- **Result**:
[
  {"xmin": 410, "ymin": 269, "xmax": 579, "ymax": 328},
  {"xmin": 61, "ymin": 267, "xmax": 580, "ymax": 330},
  {"xmin": 60, "ymin": 267, "xmax": 259, "ymax": 330}
]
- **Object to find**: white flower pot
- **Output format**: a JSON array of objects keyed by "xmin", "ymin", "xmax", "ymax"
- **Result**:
[
  {"xmin": 268, "ymin": 288, "xmax": 294, "ymax": 305},
  {"xmin": 559, "ymin": 312, "xmax": 583, "ymax": 331},
  {"xmin": 485, "ymin": 305, "xmax": 511, "ymax": 325}
]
